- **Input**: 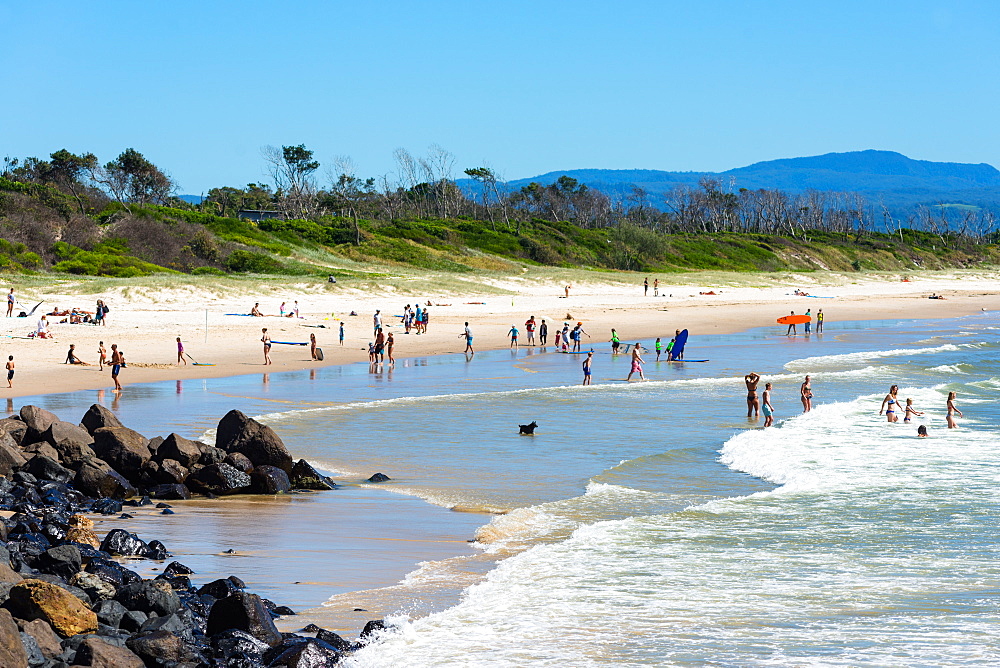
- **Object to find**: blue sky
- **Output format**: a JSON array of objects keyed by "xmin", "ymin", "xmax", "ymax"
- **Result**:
[{"xmin": 2, "ymin": 1, "xmax": 998, "ymax": 194}]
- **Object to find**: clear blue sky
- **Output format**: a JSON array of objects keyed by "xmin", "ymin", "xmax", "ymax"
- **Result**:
[{"xmin": 2, "ymin": 0, "xmax": 998, "ymax": 194}]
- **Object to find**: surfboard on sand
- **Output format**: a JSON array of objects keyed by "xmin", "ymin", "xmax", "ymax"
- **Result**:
[
  {"xmin": 777, "ymin": 315, "xmax": 811, "ymax": 325},
  {"xmin": 271, "ymin": 341, "xmax": 308, "ymax": 345},
  {"xmin": 315, "ymin": 348, "xmax": 324, "ymax": 361}
]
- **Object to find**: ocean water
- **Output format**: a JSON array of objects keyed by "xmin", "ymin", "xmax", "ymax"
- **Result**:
[{"xmin": 15, "ymin": 313, "xmax": 1000, "ymax": 665}]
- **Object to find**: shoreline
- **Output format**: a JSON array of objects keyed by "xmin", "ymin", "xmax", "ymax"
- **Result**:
[{"xmin": 0, "ymin": 270, "xmax": 995, "ymax": 399}]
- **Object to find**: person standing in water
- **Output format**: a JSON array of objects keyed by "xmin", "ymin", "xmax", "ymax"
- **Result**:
[
  {"xmin": 525, "ymin": 316, "xmax": 537, "ymax": 346},
  {"xmin": 261, "ymin": 328, "xmax": 272, "ymax": 365},
  {"xmin": 879, "ymin": 384, "xmax": 900, "ymax": 423},
  {"xmin": 110, "ymin": 344, "xmax": 123, "ymax": 392},
  {"xmin": 627, "ymin": 344, "xmax": 646, "ymax": 382},
  {"xmin": 460, "ymin": 322, "xmax": 474, "ymax": 355},
  {"xmin": 610, "ymin": 329, "xmax": 621, "ymax": 354},
  {"xmin": 745, "ymin": 372, "xmax": 761, "ymax": 418},
  {"xmin": 539, "ymin": 319, "xmax": 548, "ymax": 346},
  {"xmin": 786, "ymin": 312, "xmax": 797, "ymax": 336},
  {"xmin": 582, "ymin": 351, "xmax": 593, "ymax": 385},
  {"xmin": 804, "ymin": 309, "xmax": 812, "ymax": 334},
  {"xmin": 946, "ymin": 391, "xmax": 963, "ymax": 428},
  {"xmin": 903, "ymin": 398, "xmax": 924, "ymax": 423},
  {"xmin": 816, "ymin": 309, "xmax": 824, "ymax": 333},
  {"xmin": 800, "ymin": 375, "xmax": 812, "ymax": 412},
  {"xmin": 762, "ymin": 382, "xmax": 775, "ymax": 427},
  {"xmin": 655, "ymin": 337, "xmax": 662, "ymax": 361},
  {"xmin": 386, "ymin": 332, "xmax": 395, "ymax": 365}
]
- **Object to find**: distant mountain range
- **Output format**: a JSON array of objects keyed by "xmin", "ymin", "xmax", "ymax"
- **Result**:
[{"xmin": 463, "ymin": 150, "xmax": 1000, "ymax": 214}]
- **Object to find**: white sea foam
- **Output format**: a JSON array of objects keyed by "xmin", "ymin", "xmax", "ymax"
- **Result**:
[
  {"xmin": 926, "ymin": 363, "xmax": 972, "ymax": 374},
  {"xmin": 783, "ymin": 343, "xmax": 976, "ymax": 371}
]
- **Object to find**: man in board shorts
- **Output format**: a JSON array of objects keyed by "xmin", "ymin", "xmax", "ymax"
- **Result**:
[{"xmin": 582, "ymin": 351, "xmax": 593, "ymax": 385}]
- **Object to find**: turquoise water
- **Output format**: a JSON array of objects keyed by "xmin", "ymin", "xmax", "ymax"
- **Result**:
[{"xmin": 17, "ymin": 313, "xmax": 1000, "ymax": 665}]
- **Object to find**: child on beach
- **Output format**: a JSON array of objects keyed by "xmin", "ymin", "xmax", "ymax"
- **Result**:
[
  {"xmin": 98, "ymin": 342, "xmax": 107, "ymax": 370},
  {"xmin": 539, "ymin": 320, "xmax": 548, "ymax": 346},
  {"xmin": 610, "ymin": 329, "xmax": 620, "ymax": 354},
  {"xmin": 65, "ymin": 345, "xmax": 89, "ymax": 365},
  {"xmin": 554, "ymin": 329, "xmax": 562, "ymax": 349},
  {"xmin": 903, "ymin": 398, "xmax": 923, "ymax": 423},
  {"xmin": 368, "ymin": 342, "xmax": 375, "ymax": 363},
  {"xmin": 5, "ymin": 356, "xmax": 13, "ymax": 388},
  {"xmin": 177, "ymin": 337, "xmax": 186, "ymax": 365},
  {"xmin": 339, "ymin": 322, "xmax": 345, "ymax": 346},
  {"xmin": 655, "ymin": 337, "xmax": 662, "ymax": 361}
]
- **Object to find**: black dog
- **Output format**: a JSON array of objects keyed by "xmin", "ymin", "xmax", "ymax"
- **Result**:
[{"xmin": 519, "ymin": 421, "xmax": 538, "ymax": 435}]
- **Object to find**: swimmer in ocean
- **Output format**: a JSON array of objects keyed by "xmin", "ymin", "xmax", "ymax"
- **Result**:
[
  {"xmin": 879, "ymin": 384, "xmax": 900, "ymax": 423},
  {"xmin": 745, "ymin": 372, "xmax": 761, "ymax": 418}
]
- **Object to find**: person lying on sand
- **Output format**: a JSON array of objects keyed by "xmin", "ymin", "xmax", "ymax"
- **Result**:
[{"xmin": 65, "ymin": 344, "xmax": 90, "ymax": 365}]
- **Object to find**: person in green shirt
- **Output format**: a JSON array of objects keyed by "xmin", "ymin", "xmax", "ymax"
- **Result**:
[
  {"xmin": 610, "ymin": 329, "xmax": 621, "ymax": 354},
  {"xmin": 665, "ymin": 337, "xmax": 675, "ymax": 360},
  {"xmin": 655, "ymin": 337, "xmax": 663, "ymax": 361}
]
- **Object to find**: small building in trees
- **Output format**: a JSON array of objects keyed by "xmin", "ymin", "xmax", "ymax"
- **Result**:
[{"xmin": 237, "ymin": 210, "xmax": 286, "ymax": 222}]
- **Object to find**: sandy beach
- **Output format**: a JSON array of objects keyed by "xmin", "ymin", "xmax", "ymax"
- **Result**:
[{"xmin": 0, "ymin": 269, "xmax": 995, "ymax": 399}]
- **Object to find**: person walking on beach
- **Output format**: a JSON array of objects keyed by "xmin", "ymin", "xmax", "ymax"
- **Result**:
[
  {"xmin": 611, "ymin": 329, "xmax": 621, "ymax": 354},
  {"xmin": 539, "ymin": 319, "xmax": 548, "ymax": 346},
  {"xmin": 879, "ymin": 385, "xmax": 900, "ymax": 423},
  {"xmin": 654, "ymin": 279, "xmax": 659, "ymax": 297},
  {"xmin": 461, "ymin": 322, "xmax": 474, "ymax": 355},
  {"xmin": 386, "ymin": 332, "xmax": 395, "ymax": 365},
  {"xmin": 373, "ymin": 310, "xmax": 382, "ymax": 335},
  {"xmin": 310, "ymin": 333, "xmax": 318, "ymax": 360},
  {"xmin": 762, "ymin": 382, "xmax": 775, "ymax": 427},
  {"xmin": 6, "ymin": 289, "xmax": 14, "ymax": 317},
  {"xmin": 644, "ymin": 278, "xmax": 649, "ymax": 296},
  {"xmin": 745, "ymin": 372, "xmax": 761, "ymax": 418},
  {"xmin": 627, "ymin": 344, "xmax": 646, "ymax": 382},
  {"xmin": 98, "ymin": 341, "xmax": 107, "ymax": 370},
  {"xmin": 946, "ymin": 391, "xmax": 963, "ymax": 428},
  {"xmin": 582, "ymin": 351, "xmax": 593, "ymax": 385},
  {"xmin": 525, "ymin": 316, "xmax": 537, "ymax": 346},
  {"xmin": 816, "ymin": 309, "xmax": 825, "ymax": 333},
  {"xmin": 339, "ymin": 322, "xmax": 345, "ymax": 346},
  {"xmin": 261, "ymin": 328, "xmax": 272, "ymax": 365},
  {"xmin": 804, "ymin": 309, "xmax": 812, "ymax": 334},
  {"xmin": 110, "ymin": 344, "xmax": 123, "ymax": 392},
  {"xmin": 5, "ymin": 356, "xmax": 13, "ymax": 388},
  {"xmin": 508, "ymin": 324, "xmax": 519, "ymax": 349},
  {"xmin": 800, "ymin": 375, "xmax": 812, "ymax": 412},
  {"xmin": 786, "ymin": 312, "xmax": 797, "ymax": 336},
  {"xmin": 176, "ymin": 337, "xmax": 186, "ymax": 365}
]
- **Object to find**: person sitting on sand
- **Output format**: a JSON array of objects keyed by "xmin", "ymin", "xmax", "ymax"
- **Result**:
[
  {"xmin": 251, "ymin": 303, "xmax": 264, "ymax": 317},
  {"xmin": 65, "ymin": 344, "xmax": 90, "ymax": 365},
  {"xmin": 36, "ymin": 315, "xmax": 50, "ymax": 338}
]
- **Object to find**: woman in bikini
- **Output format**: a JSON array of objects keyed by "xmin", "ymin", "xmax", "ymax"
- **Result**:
[
  {"xmin": 946, "ymin": 391, "xmax": 963, "ymax": 428},
  {"xmin": 879, "ymin": 384, "xmax": 900, "ymax": 423},
  {"xmin": 800, "ymin": 375, "xmax": 812, "ymax": 413},
  {"xmin": 903, "ymin": 398, "xmax": 923, "ymax": 423},
  {"xmin": 261, "ymin": 328, "xmax": 272, "ymax": 365}
]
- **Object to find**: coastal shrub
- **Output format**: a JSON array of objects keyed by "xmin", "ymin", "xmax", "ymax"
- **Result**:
[
  {"xmin": 191, "ymin": 266, "xmax": 225, "ymax": 275},
  {"xmin": 224, "ymin": 249, "xmax": 283, "ymax": 274}
]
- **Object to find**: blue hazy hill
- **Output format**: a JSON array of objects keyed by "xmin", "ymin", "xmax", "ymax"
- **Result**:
[{"xmin": 470, "ymin": 150, "xmax": 1000, "ymax": 212}]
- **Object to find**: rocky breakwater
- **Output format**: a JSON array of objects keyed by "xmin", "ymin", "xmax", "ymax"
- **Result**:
[{"xmin": 0, "ymin": 405, "xmax": 388, "ymax": 666}]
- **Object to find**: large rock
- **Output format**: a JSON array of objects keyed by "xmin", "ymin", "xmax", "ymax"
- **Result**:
[
  {"xmin": 216, "ymin": 410, "xmax": 293, "ymax": 472},
  {"xmin": 126, "ymin": 630, "xmax": 200, "ymax": 664},
  {"xmin": 115, "ymin": 580, "xmax": 181, "ymax": 617},
  {"xmin": 76, "ymin": 635, "xmax": 145, "ymax": 668},
  {"xmin": 70, "ymin": 571, "xmax": 117, "ymax": 602},
  {"xmin": 80, "ymin": 403, "xmax": 124, "ymax": 434},
  {"xmin": 0, "ymin": 417, "xmax": 27, "ymax": 446},
  {"xmin": 187, "ymin": 463, "xmax": 251, "ymax": 496},
  {"xmin": 21, "ymin": 440, "xmax": 59, "ymax": 461},
  {"xmin": 92, "ymin": 426, "xmax": 151, "ymax": 476},
  {"xmin": 290, "ymin": 459, "xmax": 338, "ymax": 490},
  {"xmin": 24, "ymin": 455, "xmax": 74, "ymax": 484},
  {"xmin": 155, "ymin": 459, "xmax": 189, "ymax": 485},
  {"xmin": 75, "ymin": 460, "xmax": 136, "ymax": 499},
  {"xmin": 42, "ymin": 421, "xmax": 96, "ymax": 469},
  {"xmin": 0, "ymin": 609, "xmax": 27, "ymax": 668},
  {"xmin": 264, "ymin": 636, "xmax": 344, "ymax": 667},
  {"xmin": 19, "ymin": 406, "xmax": 58, "ymax": 440},
  {"xmin": 36, "ymin": 545, "xmax": 81, "ymax": 579},
  {"xmin": 0, "ymin": 435, "xmax": 26, "ymax": 477},
  {"xmin": 147, "ymin": 483, "xmax": 191, "ymax": 500},
  {"xmin": 17, "ymin": 618, "xmax": 61, "ymax": 659},
  {"xmin": 100, "ymin": 529, "xmax": 148, "ymax": 558},
  {"xmin": 156, "ymin": 433, "xmax": 202, "ymax": 468},
  {"xmin": 5, "ymin": 578, "xmax": 98, "ymax": 637},
  {"xmin": 0, "ymin": 561, "xmax": 23, "ymax": 584},
  {"xmin": 206, "ymin": 591, "xmax": 282, "ymax": 647},
  {"xmin": 85, "ymin": 558, "xmax": 141, "ymax": 589},
  {"xmin": 250, "ymin": 465, "xmax": 291, "ymax": 494},
  {"xmin": 223, "ymin": 451, "xmax": 253, "ymax": 473}
]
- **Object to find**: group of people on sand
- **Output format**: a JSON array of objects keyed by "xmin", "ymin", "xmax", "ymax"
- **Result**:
[
  {"xmin": 399, "ymin": 304, "xmax": 429, "ymax": 335},
  {"xmin": 249, "ymin": 301, "xmax": 302, "ymax": 318},
  {"xmin": 63, "ymin": 341, "xmax": 125, "ymax": 392}
]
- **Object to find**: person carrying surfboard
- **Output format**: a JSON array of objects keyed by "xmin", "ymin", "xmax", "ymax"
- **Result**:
[{"xmin": 786, "ymin": 312, "xmax": 797, "ymax": 336}]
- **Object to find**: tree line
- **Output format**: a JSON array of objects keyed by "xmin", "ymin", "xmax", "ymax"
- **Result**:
[{"xmin": 3, "ymin": 144, "xmax": 997, "ymax": 246}]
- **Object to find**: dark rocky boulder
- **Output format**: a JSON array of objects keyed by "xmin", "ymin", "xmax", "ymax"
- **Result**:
[
  {"xmin": 216, "ymin": 410, "xmax": 293, "ymax": 472},
  {"xmin": 147, "ymin": 483, "xmax": 191, "ymax": 500},
  {"xmin": 126, "ymin": 629, "xmax": 202, "ymax": 664},
  {"xmin": 264, "ymin": 636, "xmax": 344, "ymax": 667},
  {"xmin": 100, "ymin": 529, "xmax": 149, "ymax": 558},
  {"xmin": 35, "ymin": 545, "xmax": 82, "ymax": 580},
  {"xmin": 156, "ymin": 458, "xmax": 189, "ymax": 485},
  {"xmin": 145, "ymin": 540, "xmax": 170, "ymax": 560},
  {"xmin": 95, "ymin": 599, "xmax": 128, "ymax": 628},
  {"xmin": 42, "ymin": 421, "xmax": 96, "ymax": 469},
  {"xmin": 187, "ymin": 463, "xmax": 251, "ymax": 496},
  {"xmin": 19, "ymin": 406, "xmax": 59, "ymax": 440},
  {"xmin": 115, "ymin": 580, "xmax": 181, "ymax": 617},
  {"xmin": 86, "ymin": 558, "xmax": 141, "ymax": 589},
  {"xmin": 156, "ymin": 433, "xmax": 202, "ymax": 468},
  {"xmin": 164, "ymin": 561, "xmax": 194, "ymax": 577},
  {"xmin": 361, "ymin": 619, "xmax": 386, "ymax": 640},
  {"xmin": 199, "ymin": 445, "xmax": 226, "ymax": 465},
  {"xmin": 0, "ymin": 436, "xmax": 27, "ymax": 478},
  {"xmin": 315, "ymin": 627, "xmax": 353, "ymax": 652},
  {"xmin": 224, "ymin": 452, "xmax": 254, "ymax": 473},
  {"xmin": 75, "ymin": 461, "xmax": 136, "ymax": 500},
  {"xmin": 367, "ymin": 472, "xmax": 391, "ymax": 483},
  {"xmin": 17, "ymin": 618, "xmax": 61, "ymax": 660},
  {"xmin": 250, "ymin": 465, "xmax": 291, "ymax": 494},
  {"xmin": 80, "ymin": 403, "xmax": 124, "ymax": 434},
  {"xmin": 197, "ymin": 578, "xmax": 241, "ymax": 599},
  {"xmin": 75, "ymin": 635, "xmax": 145, "ymax": 668},
  {"xmin": 21, "ymin": 440, "xmax": 60, "ymax": 462},
  {"xmin": 0, "ymin": 417, "xmax": 27, "ymax": 446},
  {"xmin": 24, "ymin": 455, "xmax": 74, "ymax": 484},
  {"xmin": 207, "ymin": 591, "xmax": 282, "ymax": 648},
  {"xmin": 210, "ymin": 627, "xmax": 270, "ymax": 660},
  {"xmin": 92, "ymin": 426, "xmax": 151, "ymax": 476},
  {"xmin": 290, "ymin": 460, "xmax": 338, "ymax": 490},
  {"xmin": 5, "ymin": 578, "xmax": 98, "ymax": 637}
]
